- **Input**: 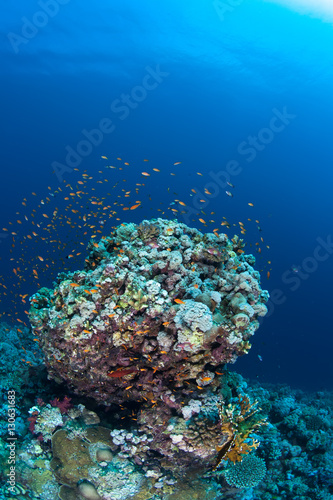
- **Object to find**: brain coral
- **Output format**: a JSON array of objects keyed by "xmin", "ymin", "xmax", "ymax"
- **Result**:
[{"xmin": 28, "ymin": 218, "xmax": 268, "ymax": 407}]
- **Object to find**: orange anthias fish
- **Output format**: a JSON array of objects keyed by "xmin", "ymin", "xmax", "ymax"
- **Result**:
[{"xmin": 174, "ymin": 298, "xmax": 185, "ymax": 304}]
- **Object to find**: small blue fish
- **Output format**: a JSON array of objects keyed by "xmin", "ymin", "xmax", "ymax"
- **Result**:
[{"xmin": 225, "ymin": 191, "xmax": 233, "ymax": 197}]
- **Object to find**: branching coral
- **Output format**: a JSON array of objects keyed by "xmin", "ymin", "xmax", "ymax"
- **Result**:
[
  {"xmin": 137, "ymin": 221, "xmax": 160, "ymax": 242},
  {"xmin": 231, "ymin": 235, "xmax": 245, "ymax": 253},
  {"xmin": 127, "ymin": 288, "xmax": 148, "ymax": 310}
]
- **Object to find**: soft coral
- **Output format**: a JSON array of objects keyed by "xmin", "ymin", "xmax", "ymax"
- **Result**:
[
  {"xmin": 27, "ymin": 412, "xmax": 38, "ymax": 433},
  {"xmin": 49, "ymin": 395, "xmax": 72, "ymax": 414}
]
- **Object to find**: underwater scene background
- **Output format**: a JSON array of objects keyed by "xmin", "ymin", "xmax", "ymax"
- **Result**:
[{"xmin": 1, "ymin": 1, "xmax": 333, "ymax": 499}]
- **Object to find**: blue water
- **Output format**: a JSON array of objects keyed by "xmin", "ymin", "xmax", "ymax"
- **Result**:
[{"xmin": 1, "ymin": 0, "xmax": 333, "ymax": 391}]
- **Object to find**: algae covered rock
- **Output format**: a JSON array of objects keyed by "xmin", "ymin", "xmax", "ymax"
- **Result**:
[{"xmin": 29, "ymin": 218, "xmax": 268, "ymax": 406}]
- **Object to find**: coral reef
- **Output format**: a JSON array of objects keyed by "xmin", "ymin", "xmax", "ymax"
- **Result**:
[
  {"xmin": 7, "ymin": 218, "xmax": 270, "ymax": 497},
  {"xmin": 22, "ymin": 218, "xmax": 271, "ymax": 491},
  {"xmin": 28, "ymin": 218, "xmax": 268, "ymax": 410},
  {"xmin": 232, "ymin": 381, "xmax": 333, "ymax": 500},
  {"xmin": 130, "ymin": 386, "xmax": 267, "ymax": 471},
  {"xmin": 2, "ymin": 369, "xmax": 333, "ymax": 500},
  {"xmin": 8, "ymin": 374, "xmax": 268, "ymax": 499}
]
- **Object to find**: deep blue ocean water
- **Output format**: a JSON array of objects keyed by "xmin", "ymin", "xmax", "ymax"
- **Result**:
[{"xmin": 1, "ymin": 0, "xmax": 333, "ymax": 391}]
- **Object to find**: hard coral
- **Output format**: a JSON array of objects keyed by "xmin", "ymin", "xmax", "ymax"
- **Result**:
[
  {"xmin": 137, "ymin": 221, "xmax": 160, "ymax": 242},
  {"xmin": 132, "ymin": 384, "xmax": 268, "ymax": 471},
  {"xmin": 28, "ymin": 218, "xmax": 268, "ymax": 408},
  {"xmin": 127, "ymin": 288, "xmax": 148, "ymax": 311},
  {"xmin": 231, "ymin": 235, "xmax": 245, "ymax": 253},
  {"xmin": 30, "ymin": 405, "xmax": 64, "ymax": 442},
  {"xmin": 50, "ymin": 427, "xmax": 115, "ymax": 486},
  {"xmin": 224, "ymin": 454, "xmax": 266, "ymax": 488},
  {"xmin": 135, "ymin": 391, "xmax": 223, "ymax": 469}
]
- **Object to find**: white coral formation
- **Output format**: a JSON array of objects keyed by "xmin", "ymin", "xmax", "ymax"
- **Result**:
[
  {"xmin": 157, "ymin": 331, "xmax": 174, "ymax": 350},
  {"xmin": 174, "ymin": 301, "xmax": 214, "ymax": 353},
  {"xmin": 33, "ymin": 406, "xmax": 64, "ymax": 441},
  {"xmin": 145, "ymin": 280, "xmax": 161, "ymax": 296},
  {"xmin": 169, "ymin": 251, "xmax": 183, "ymax": 270},
  {"xmin": 181, "ymin": 399, "xmax": 202, "ymax": 420},
  {"xmin": 174, "ymin": 301, "xmax": 213, "ymax": 333},
  {"xmin": 90, "ymin": 455, "xmax": 145, "ymax": 500},
  {"xmin": 170, "ymin": 434, "xmax": 184, "ymax": 444},
  {"xmin": 253, "ymin": 302, "xmax": 268, "ymax": 317},
  {"xmin": 229, "ymin": 288, "xmax": 267, "ymax": 331}
]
